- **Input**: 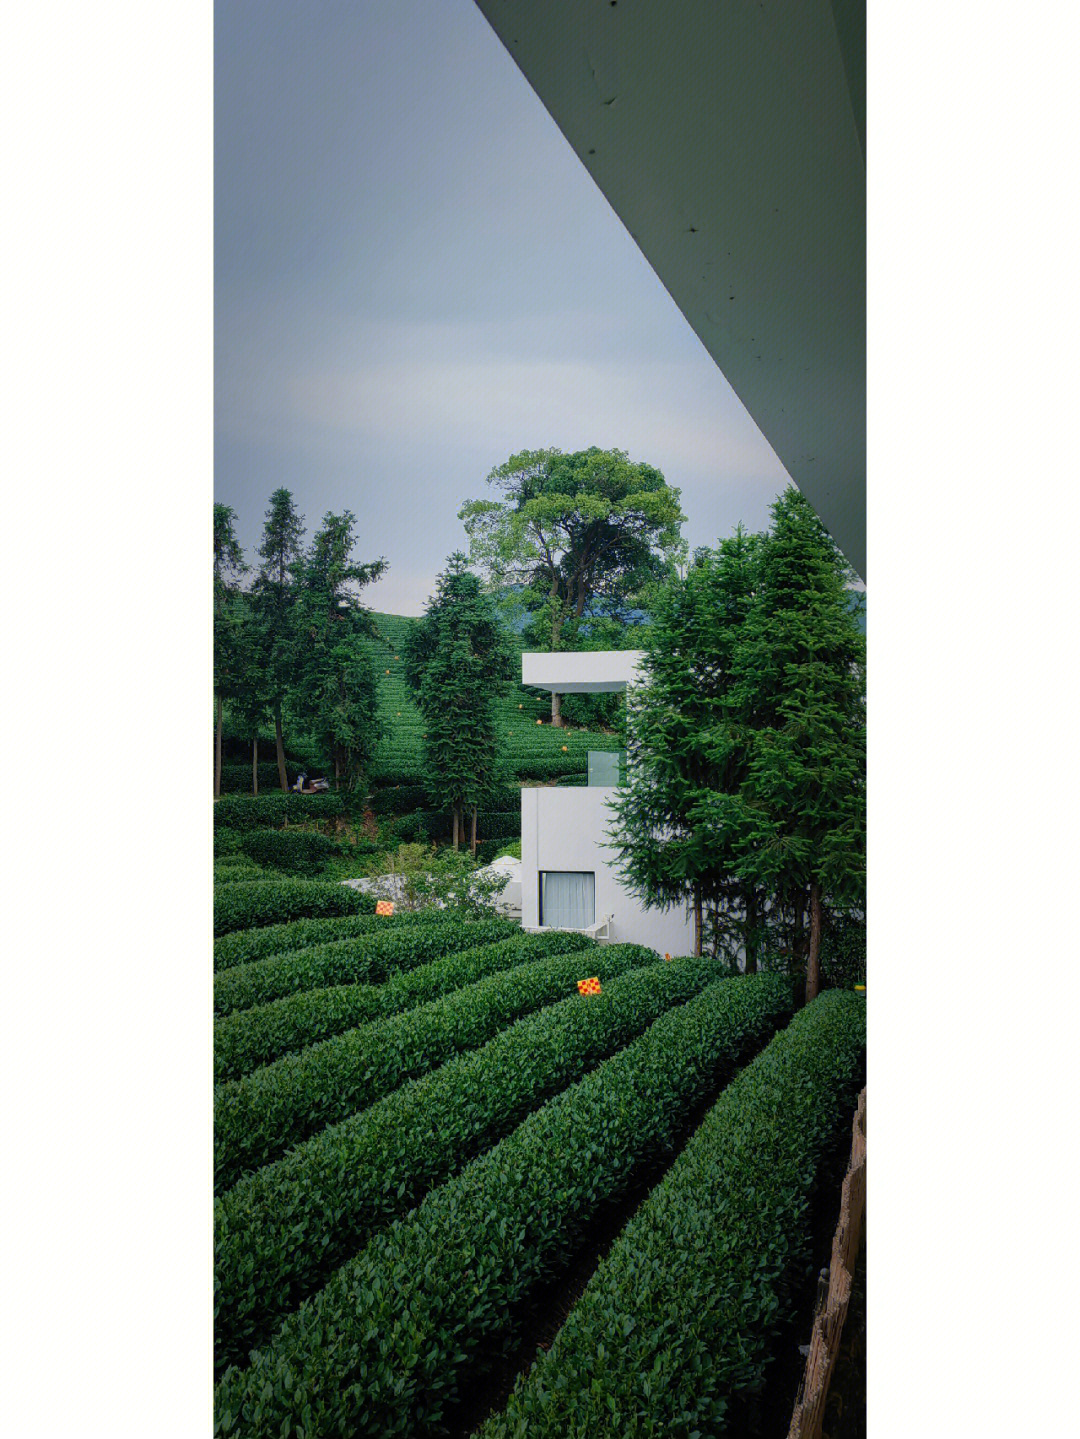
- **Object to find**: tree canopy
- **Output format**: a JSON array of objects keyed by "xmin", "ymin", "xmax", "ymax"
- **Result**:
[{"xmin": 403, "ymin": 553, "xmax": 514, "ymax": 853}]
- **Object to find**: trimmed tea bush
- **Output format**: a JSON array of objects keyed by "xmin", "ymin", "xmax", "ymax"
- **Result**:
[
  {"xmin": 214, "ymin": 942, "xmax": 623, "ymax": 1187},
  {"xmin": 213, "ymin": 949, "xmax": 704, "ymax": 1374},
  {"xmin": 214, "ymin": 930, "xmax": 593, "ymax": 1081},
  {"xmin": 213, "ymin": 879, "xmax": 374, "ymax": 938},
  {"xmin": 214, "ymin": 915, "xmax": 518, "ymax": 1014},
  {"xmin": 213, "ymin": 907, "xmax": 447, "ymax": 972},
  {"xmin": 479, "ymin": 989, "xmax": 867, "ymax": 1438},
  {"xmin": 212, "ymin": 792, "xmax": 344, "ymax": 830},
  {"xmin": 238, "ymin": 828, "xmax": 340, "ymax": 877},
  {"xmin": 217, "ymin": 762, "xmax": 288, "ymax": 794},
  {"xmin": 214, "ymin": 972, "xmax": 792, "ymax": 1432}
]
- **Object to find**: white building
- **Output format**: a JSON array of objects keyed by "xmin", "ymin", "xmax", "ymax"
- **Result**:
[{"xmin": 519, "ymin": 650, "xmax": 696, "ymax": 956}]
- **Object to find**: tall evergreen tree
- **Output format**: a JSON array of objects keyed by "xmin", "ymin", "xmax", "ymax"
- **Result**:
[
  {"xmin": 252, "ymin": 489, "xmax": 305, "ymax": 790},
  {"xmin": 404, "ymin": 554, "xmax": 514, "ymax": 854},
  {"xmin": 609, "ymin": 529, "xmax": 761, "ymax": 957},
  {"xmin": 731, "ymin": 488, "xmax": 866, "ymax": 1000},
  {"xmin": 213, "ymin": 504, "xmax": 247, "ymax": 798},
  {"xmin": 292, "ymin": 512, "xmax": 386, "ymax": 790}
]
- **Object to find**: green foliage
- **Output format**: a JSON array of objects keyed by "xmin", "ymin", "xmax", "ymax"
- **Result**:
[
  {"xmin": 237, "ymin": 827, "xmax": 339, "ymax": 877},
  {"xmin": 820, "ymin": 911, "xmax": 867, "ymax": 989},
  {"xmin": 213, "ymin": 949, "xmax": 704, "ymax": 1376},
  {"xmin": 212, "ymin": 792, "xmax": 345, "ymax": 829},
  {"xmin": 481, "ymin": 990, "xmax": 866, "ymax": 1437},
  {"xmin": 610, "ymin": 526, "xmax": 762, "ymax": 956},
  {"xmin": 290, "ymin": 510, "xmax": 386, "ymax": 790},
  {"xmin": 214, "ymin": 860, "xmax": 267, "ymax": 884},
  {"xmin": 213, "ymin": 879, "xmax": 374, "ymax": 938},
  {"xmin": 213, "ymin": 971, "xmax": 792, "ymax": 1432},
  {"xmin": 214, "ymin": 915, "xmax": 518, "ymax": 1014},
  {"xmin": 403, "ymin": 553, "xmax": 514, "ymax": 842},
  {"xmin": 459, "ymin": 447, "xmax": 685, "ymax": 652},
  {"xmin": 214, "ymin": 941, "xmax": 623, "ymax": 1188},
  {"xmin": 216, "ymin": 762, "xmax": 291, "ymax": 794},
  {"xmin": 212, "ymin": 907, "xmax": 444, "ymax": 972},
  {"xmin": 214, "ymin": 930, "xmax": 593, "ymax": 1082}
]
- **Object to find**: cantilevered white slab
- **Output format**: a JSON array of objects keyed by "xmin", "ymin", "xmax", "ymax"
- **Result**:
[{"xmin": 521, "ymin": 650, "xmax": 644, "ymax": 694}]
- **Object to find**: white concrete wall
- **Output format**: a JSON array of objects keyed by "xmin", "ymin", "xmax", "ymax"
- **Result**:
[
  {"xmin": 521, "ymin": 785, "xmax": 696, "ymax": 956},
  {"xmin": 521, "ymin": 650, "xmax": 644, "ymax": 693}
]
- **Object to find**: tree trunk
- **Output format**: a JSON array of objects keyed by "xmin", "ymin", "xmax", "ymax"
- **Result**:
[
  {"xmin": 215, "ymin": 695, "xmax": 223, "ymax": 798},
  {"xmin": 452, "ymin": 804, "xmax": 460, "ymax": 851},
  {"xmin": 551, "ymin": 691, "xmax": 563, "ymax": 728},
  {"xmin": 252, "ymin": 736, "xmax": 258, "ymax": 796},
  {"xmin": 274, "ymin": 705, "xmax": 288, "ymax": 791},
  {"xmin": 693, "ymin": 888, "xmax": 703, "ymax": 958},
  {"xmin": 743, "ymin": 886, "xmax": 758, "ymax": 973},
  {"xmin": 469, "ymin": 805, "xmax": 477, "ymax": 858},
  {"xmin": 806, "ymin": 882, "xmax": 823, "ymax": 1003}
]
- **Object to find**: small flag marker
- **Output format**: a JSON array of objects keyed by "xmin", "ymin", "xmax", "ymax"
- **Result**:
[
  {"xmin": 664, "ymin": 952, "xmax": 672, "ymax": 962},
  {"xmin": 577, "ymin": 977, "xmax": 602, "ymax": 996},
  {"xmin": 375, "ymin": 900, "xmax": 395, "ymax": 916}
]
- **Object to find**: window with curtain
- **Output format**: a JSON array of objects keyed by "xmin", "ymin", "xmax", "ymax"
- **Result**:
[{"xmin": 540, "ymin": 871, "xmax": 596, "ymax": 928}]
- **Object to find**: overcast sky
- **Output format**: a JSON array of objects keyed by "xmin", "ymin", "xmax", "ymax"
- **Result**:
[{"xmin": 215, "ymin": 0, "xmax": 792, "ymax": 614}]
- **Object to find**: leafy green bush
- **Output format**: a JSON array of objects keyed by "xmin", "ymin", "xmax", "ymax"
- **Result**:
[
  {"xmin": 213, "ymin": 828, "xmax": 244, "ymax": 857},
  {"xmin": 213, "ymin": 907, "xmax": 444, "ymax": 972},
  {"xmin": 238, "ymin": 828, "xmax": 340, "ymax": 876},
  {"xmin": 215, "ymin": 930, "xmax": 592, "ymax": 1081},
  {"xmin": 213, "ymin": 879, "xmax": 374, "ymax": 938},
  {"xmin": 213, "ymin": 972, "xmax": 792, "ymax": 1430},
  {"xmin": 212, "ymin": 792, "xmax": 345, "ymax": 830},
  {"xmin": 214, "ymin": 861, "xmax": 266, "ymax": 884},
  {"xmin": 214, "ymin": 915, "xmax": 518, "ymax": 1014},
  {"xmin": 368, "ymin": 784, "xmax": 428, "ymax": 815},
  {"xmin": 475, "ymin": 837, "xmax": 519, "ymax": 865},
  {"xmin": 217, "ymin": 762, "xmax": 290, "ymax": 794},
  {"xmin": 215, "ymin": 941, "xmax": 620, "ymax": 1187},
  {"xmin": 213, "ymin": 949, "xmax": 707, "ymax": 1374},
  {"xmin": 479, "ymin": 989, "xmax": 866, "ymax": 1437}
]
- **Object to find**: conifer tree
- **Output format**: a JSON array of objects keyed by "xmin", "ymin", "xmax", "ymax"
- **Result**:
[
  {"xmin": 292, "ymin": 512, "xmax": 386, "ymax": 790},
  {"xmin": 213, "ymin": 504, "xmax": 247, "ymax": 798},
  {"xmin": 731, "ymin": 488, "xmax": 865, "ymax": 1000},
  {"xmin": 609, "ymin": 529, "xmax": 761, "ymax": 957},
  {"xmin": 404, "ymin": 554, "xmax": 514, "ymax": 854},
  {"xmin": 252, "ymin": 489, "xmax": 305, "ymax": 790}
]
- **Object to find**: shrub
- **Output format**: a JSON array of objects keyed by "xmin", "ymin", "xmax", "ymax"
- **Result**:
[
  {"xmin": 214, "ymin": 861, "xmax": 266, "ymax": 884},
  {"xmin": 479, "ymin": 989, "xmax": 867, "ymax": 1438},
  {"xmin": 238, "ymin": 828, "xmax": 340, "ymax": 877},
  {"xmin": 821, "ymin": 911, "xmax": 867, "ymax": 989},
  {"xmin": 213, "ymin": 828, "xmax": 244, "ymax": 857},
  {"xmin": 213, "ymin": 949, "xmax": 708, "ymax": 1374},
  {"xmin": 214, "ymin": 940, "xmax": 621, "ymax": 1187},
  {"xmin": 213, "ymin": 972, "xmax": 793, "ymax": 1430},
  {"xmin": 213, "ymin": 907, "xmax": 444, "ymax": 972},
  {"xmin": 213, "ymin": 880, "xmax": 374, "ymax": 938},
  {"xmin": 212, "ymin": 792, "xmax": 345, "ymax": 831},
  {"xmin": 214, "ymin": 930, "xmax": 593, "ymax": 1081},
  {"xmin": 368, "ymin": 784, "xmax": 428, "ymax": 815},
  {"xmin": 214, "ymin": 915, "xmax": 518, "ymax": 1014},
  {"xmin": 217, "ymin": 762, "xmax": 290, "ymax": 794}
]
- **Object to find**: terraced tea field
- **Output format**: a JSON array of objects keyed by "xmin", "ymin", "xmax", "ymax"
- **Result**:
[{"xmin": 212, "ymin": 880, "xmax": 865, "ymax": 1436}]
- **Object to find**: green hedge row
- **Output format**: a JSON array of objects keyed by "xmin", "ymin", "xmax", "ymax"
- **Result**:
[
  {"xmin": 214, "ymin": 930, "xmax": 593, "ymax": 1082},
  {"xmin": 399, "ymin": 809, "xmax": 521, "ymax": 841},
  {"xmin": 213, "ymin": 907, "xmax": 447, "ymax": 973},
  {"xmin": 215, "ymin": 940, "xmax": 618, "ymax": 1188},
  {"xmin": 368, "ymin": 784, "xmax": 428, "ymax": 814},
  {"xmin": 214, "ymin": 914, "xmax": 519, "ymax": 1015},
  {"xmin": 213, "ymin": 859, "xmax": 266, "ymax": 884},
  {"xmin": 214, "ymin": 971, "xmax": 792, "ymax": 1431},
  {"xmin": 213, "ymin": 880, "xmax": 374, "ymax": 938},
  {"xmin": 217, "ymin": 762, "xmax": 290, "ymax": 794},
  {"xmin": 213, "ymin": 949, "xmax": 707, "ymax": 1375},
  {"xmin": 212, "ymin": 792, "xmax": 345, "ymax": 830},
  {"xmin": 480, "ymin": 989, "xmax": 867, "ymax": 1437},
  {"xmin": 237, "ymin": 828, "xmax": 340, "ymax": 876}
]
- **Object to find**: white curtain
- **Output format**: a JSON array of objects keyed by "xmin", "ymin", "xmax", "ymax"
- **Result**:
[{"xmin": 541, "ymin": 871, "xmax": 595, "ymax": 928}]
